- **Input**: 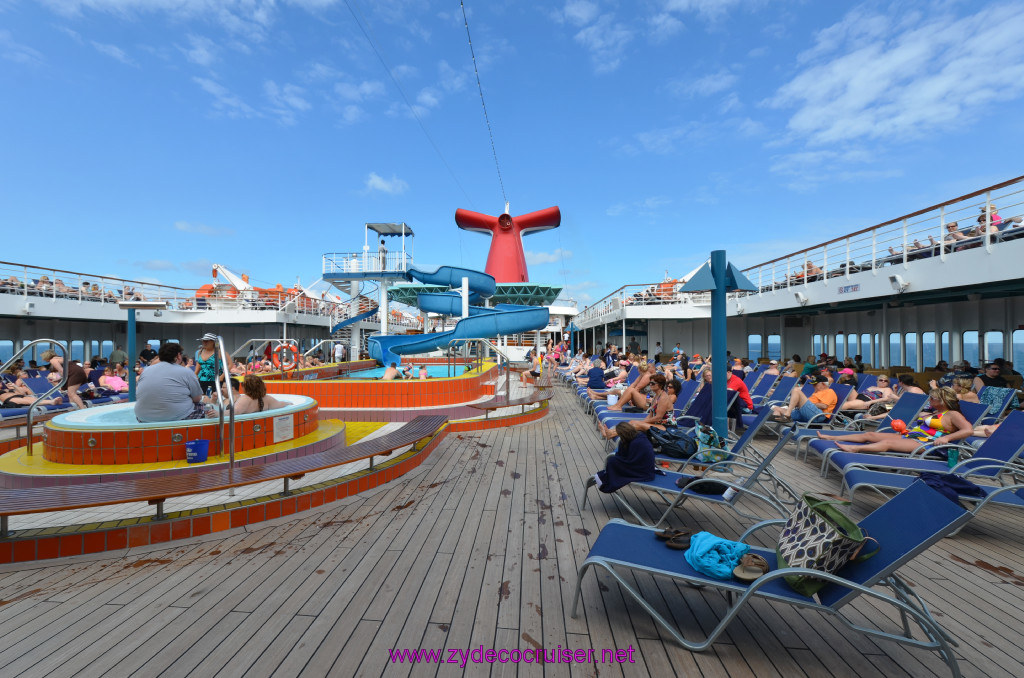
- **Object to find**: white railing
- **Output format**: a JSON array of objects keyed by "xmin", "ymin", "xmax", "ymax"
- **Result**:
[
  {"xmin": 0, "ymin": 260, "xmax": 347, "ymax": 319},
  {"xmin": 574, "ymin": 283, "xmax": 713, "ymax": 326},
  {"xmin": 322, "ymin": 251, "xmax": 413, "ymax": 275},
  {"xmin": 741, "ymin": 177, "xmax": 1024, "ymax": 294}
]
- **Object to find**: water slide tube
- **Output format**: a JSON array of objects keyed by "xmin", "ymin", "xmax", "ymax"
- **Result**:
[{"xmin": 367, "ymin": 265, "xmax": 549, "ymax": 367}]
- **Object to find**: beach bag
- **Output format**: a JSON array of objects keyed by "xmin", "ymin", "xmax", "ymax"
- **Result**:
[
  {"xmin": 776, "ymin": 493, "xmax": 879, "ymax": 596},
  {"xmin": 691, "ymin": 425, "xmax": 726, "ymax": 464},
  {"xmin": 867, "ymin": 402, "xmax": 889, "ymax": 417},
  {"xmin": 647, "ymin": 426, "xmax": 697, "ymax": 459}
]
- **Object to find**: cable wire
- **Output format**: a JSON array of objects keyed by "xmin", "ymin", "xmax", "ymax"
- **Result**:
[
  {"xmin": 344, "ymin": 0, "xmax": 474, "ymax": 207},
  {"xmin": 460, "ymin": 0, "xmax": 508, "ymax": 206}
]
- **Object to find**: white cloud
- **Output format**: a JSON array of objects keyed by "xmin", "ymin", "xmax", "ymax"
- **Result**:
[
  {"xmin": 135, "ymin": 259, "xmax": 176, "ymax": 271},
  {"xmin": 574, "ymin": 14, "xmax": 633, "ymax": 73},
  {"xmin": 719, "ymin": 92, "xmax": 741, "ymax": 113},
  {"xmin": 631, "ymin": 121, "xmax": 703, "ymax": 154},
  {"xmin": 192, "ymin": 77, "xmax": 257, "ymax": 118},
  {"xmin": 767, "ymin": 4, "xmax": 1024, "ymax": 146},
  {"xmin": 174, "ymin": 221, "xmax": 236, "ymax": 237},
  {"xmin": 180, "ymin": 34, "xmax": 216, "ymax": 67},
  {"xmin": 663, "ymin": 0, "xmax": 751, "ymax": 22},
  {"xmin": 339, "ymin": 104, "xmax": 363, "ymax": 124},
  {"xmin": 264, "ymin": 80, "xmax": 310, "ymax": 125},
  {"xmin": 416, "ymin": 87, "xmax": 440, "ymax": 109},
  {"xmin": 0, "ymin": 29, "xmax": 44, "ymax": 66},
  {"xmin": 670, "ymin": 68, "xmax": 736, "ymax": 97},
  {"xmin": 90, "ymin": 40, "xmax": 134, "ymax": 65},
  {"xmin": 302, "ymin": 61, "xmax": 342, "ymax": 82},
  {"xmin": 558, "ymin": 1, "xmax": 600, "ymax": 27},
  {"xmin": 525, "ymin": 249, "xmax": 572, "ymax": 265},
  {"xmin": 606, "ymin": 196, "xmax": 672, "ymax": 217},
  {"xmin": 438, "ymin": 60, "xmax": 467, "ymax": 93},
  {"xmin": 334, "ymin": 80, "xmax": 385, "ymax": 102},
  {"xmin": 391, "ymin": 64, "xmax": 418, "ymax": 79},
  {"xmin": 364, "ymin": 172, "xmax": 408, "ymax": 195},
  {"xmin": 561, "ymin": 280, "xmax": 599, "ymax": 304},
  {"xmin": 648, "ymin": 13, "xmax": 684, "ymax": 43}
]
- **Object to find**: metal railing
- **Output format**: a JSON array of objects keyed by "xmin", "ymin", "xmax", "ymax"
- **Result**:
[
  {"xmin": 445, "ymin": 338, "xmax": 508, "ymax": 400},
  {"xmin": 322, "ymin": 251, "xmax": 413, "ymax": 275},
  {"xmin": 0, "ymin": 339, "xmax": 69, "ymax": 456},
  {"xmin": 212, "ymin": 335, "xmax": 238, "ymax": 494},
  {"xmin": 0, "ymin": 259, "xmax": 348, "ymax": 319},
  {"xmin": 574, "ymin": 282, "xmax": 713, "ymax": 326},
  {"xmin": 740, "ymin": 176, "xmax": 1024, "ymax": 294}
]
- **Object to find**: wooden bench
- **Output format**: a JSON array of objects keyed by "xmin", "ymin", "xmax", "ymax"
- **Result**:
[
  {"xmin": 468, "ymin": 389, "xmax": 552, "ymax": 418},
  {"xmin": 0, "ymin": 415, "xmax": 448, "ymax": 537}
]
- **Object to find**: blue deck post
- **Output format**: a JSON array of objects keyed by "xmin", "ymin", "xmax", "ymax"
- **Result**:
[
  {"xmin": 711, "ymin": 250, "xmax": 727, "ymax": 439},
  {"xmin": 127, "ymin": 308, "xmax": 137, "ymax": 402}
]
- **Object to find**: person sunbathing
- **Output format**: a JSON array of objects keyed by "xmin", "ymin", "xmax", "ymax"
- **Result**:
[
  {"xmin": 98, "ymin": 365, "xmax": 129, "ymax": 393},
  {"xmin": 929, "ymin": 376, "xmax": 978, "ymax": 403},
  {"xmin": 597, "ymin": 376, "xmax": 679, "ymax": 438},
  {"xmin": 602, "ymin": 362, "xmax": 657, "ymax": 411},
  {"xmin": 1, "ymin": 382, "xmax": 62, "ymax": 408},
  {"xmin": 839, "ymin": 373, "xmax": 897, "ymax": 411},
  {"xmin": 817, "ymin": 387, "xmax": 972, "ymax": 453},
  {"xmin": 896, "ymin": 373, "xmax": 925, "ymax": 395},
  {"xmin": 769, "ymin": 375, "xmax": 836, "ymax": 423}
]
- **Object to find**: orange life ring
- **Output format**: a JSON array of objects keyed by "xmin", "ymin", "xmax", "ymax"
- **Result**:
[{"xmin": 272, "ymin": 343, "xmax": 299, "ymax": 370}]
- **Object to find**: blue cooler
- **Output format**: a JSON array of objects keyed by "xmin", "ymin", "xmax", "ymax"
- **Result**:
[{"xmin": 185, "ymin": 439, "xmax": 209, "ymax": 463}]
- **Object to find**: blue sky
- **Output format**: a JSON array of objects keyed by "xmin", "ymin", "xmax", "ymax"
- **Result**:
[{"xmin": 2, "ymin": 0, "xmax": 1024, "ymax": 307}]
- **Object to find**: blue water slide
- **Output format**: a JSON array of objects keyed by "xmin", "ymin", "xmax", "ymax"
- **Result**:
[
  {"xmin": 367, "ymin": 265, "xmax": 548, "ymax": 366},
  {"xmin": 330, "ymin": 306, "xmax": 379, "ymax": 334}
]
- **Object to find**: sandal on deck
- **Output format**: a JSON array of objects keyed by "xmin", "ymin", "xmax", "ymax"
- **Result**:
[
  {"xmin": 665, "ymin": 532, "xmax": 693, "ymax": 550},
  {"xmin": 733, "ymin": 553, "xmax": 769, "ymax": 582},
  {"xmin": 654, "ymin": 528, "xmax": 691, "ymax": 541}
]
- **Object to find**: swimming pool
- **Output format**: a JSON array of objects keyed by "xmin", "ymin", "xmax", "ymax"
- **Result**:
[
  {"xmin": 340, "ymin": 365, "xmax": 472, "ymax": 379},
  {"xmin": 52, "ymin": 394, "xmax": 315, "ymax": 430}
]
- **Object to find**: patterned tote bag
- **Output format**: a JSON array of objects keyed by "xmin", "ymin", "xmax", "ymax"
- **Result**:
[{"xmin": 776, "ymin": 493, "xmax": 879, "ymax": 596}]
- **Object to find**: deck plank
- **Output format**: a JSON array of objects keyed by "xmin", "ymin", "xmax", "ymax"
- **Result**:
[{"xmin": 1, "ymin": 388, "xmax": 1023, "ymax": 677}]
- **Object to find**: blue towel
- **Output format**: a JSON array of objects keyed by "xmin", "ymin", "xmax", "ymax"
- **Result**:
[{"xmin": 684, "ymin": 531, "xmax": 750, "ymax": 580}]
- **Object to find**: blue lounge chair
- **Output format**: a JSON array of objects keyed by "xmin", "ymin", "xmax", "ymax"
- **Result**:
[
  {"xmin": 582, "ymin": 428, "xmax": 797, "ymax": 525},
  {"xmin": 837, "ymin": 410, "xmax": 1024, "ymax": 491},
  {"xmin": 572, "ymin": 480, "xmax": 972, "ymax": 677},
  {"xmin": 802, "ymin": 392, "xmax": 929, "ymax": 473}
]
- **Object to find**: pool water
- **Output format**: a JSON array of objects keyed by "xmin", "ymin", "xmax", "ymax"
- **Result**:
[
  {"xmin": 342, "ymin": 365, "xmax": 469, "ymax": 379},
  {"xmin": 53, "ymin": 394, "xmax": 314, "ymax": 429}
]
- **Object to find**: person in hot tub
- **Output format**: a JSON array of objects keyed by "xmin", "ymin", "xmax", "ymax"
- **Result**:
[
  {"xmin": 135, "ymin": 342, "xmax": 205, "ymax": 422},
  {"xmin": 233, "ymin": 375, "xmax": 287, "ymax": 415}
]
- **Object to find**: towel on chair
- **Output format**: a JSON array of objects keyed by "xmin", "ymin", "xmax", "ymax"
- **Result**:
[{"xmin": 684, "ymin": 531, "xmax": 750, "ymax": 579}]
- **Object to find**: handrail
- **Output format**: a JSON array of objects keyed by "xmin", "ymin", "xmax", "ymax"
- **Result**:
[
  {"xmin": 445, "ymin": 337, "xmax": 509, "ymax": 401},
  {"xmin": 743, "ymin": 175, "xmax": 1024, "ymax": 270},
  {"xmin": 303, "ymin": 339, "xmax": 348, "ymax": 359},
  {"xmin": 213, "ymin": 335, "xmax": 237, "ymax": 492},
  {"xmin": 0, "ymin": 339, "xmax": 70, "ymax": 456}
]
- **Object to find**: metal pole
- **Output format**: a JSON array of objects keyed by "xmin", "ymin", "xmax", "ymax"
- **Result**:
[
  {"xmin": 127, "ymin": 308, "xmax": 137, "ymax": 402},
  {"xmin": 711, "ymin": 250, "xmax": 728, "ymax": 439}
]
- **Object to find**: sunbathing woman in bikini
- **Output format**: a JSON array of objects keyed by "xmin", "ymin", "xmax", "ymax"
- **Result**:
[{"xmin": 816, "ymin": 387, "xmax": 972, "ymax": 453}]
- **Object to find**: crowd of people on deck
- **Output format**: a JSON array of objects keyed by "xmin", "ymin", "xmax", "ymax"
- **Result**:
[{"xmin": 552, "ymin": 339, "xmax": 1024, "ymax": 497}]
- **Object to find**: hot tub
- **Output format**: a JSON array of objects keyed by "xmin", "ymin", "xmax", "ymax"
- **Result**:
[{"xmin": 43, "ymin": 395, "xmax": 320, "ymax": 465}]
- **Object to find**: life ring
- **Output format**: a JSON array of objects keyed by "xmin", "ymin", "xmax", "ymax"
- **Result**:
[{"xmin": 272, "ymin": 343, "xmax": 299, "ymax": 370}]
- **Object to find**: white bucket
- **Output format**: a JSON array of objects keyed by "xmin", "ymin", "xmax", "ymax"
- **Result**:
[{"xmin": 607, "ymin": 394, "xmax": 619, "ymax": 406}]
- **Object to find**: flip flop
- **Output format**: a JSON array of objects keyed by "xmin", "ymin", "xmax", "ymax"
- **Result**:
[
  {"xmin": 654, "ymin": 528, "xmax": 691, "ymax": 541},
  {"xmin": 665, "ymin": 533, "xmax": 693, "ymax": 550},
  {"xmin": 733, "ymin": 553, "xmax": 769, "ymax": 582}
]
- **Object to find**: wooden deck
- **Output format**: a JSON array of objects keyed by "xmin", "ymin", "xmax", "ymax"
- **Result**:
[{"xmin": 1, "ymin": 388, "xmax": 1023, "ymax": 677}]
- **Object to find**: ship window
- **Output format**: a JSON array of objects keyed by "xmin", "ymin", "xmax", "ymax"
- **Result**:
[
  {"xmin": 846, "ymin": 334, "xmax": 857, "ymax": 359},
  {"xmin": 767, "ymin": 334, "xmax": 781, "ymax": 361},
  {"xmin": 0, "ymin": 340, "xmax": 12, "ymax": 363},
  {"xmin": 89, "ymin": 341, "xmax": 100, "ymax": 361},
  {"xmin": 71, "ymin": 341, "xmax": 84, "ymax": 363},
  {"xmin": 904, "ymin": 333, "xmax": 918, "ymax": 371},
  {"xmin": 1013, "ymin": 330, "xmax": 1024, "ymax": 369},
  {"xmin": 148, "ymin": 340, "xmax": 161, "ymax": 354},
  {"xmin": 888, "ymin": 333, "xmax": 901, "ymax": 368},
  {"xmin": 813, "ymin": 335, "xmax": 823, "ymax": 356},
  {"xmin": 747, "ymin": 334, "xmax": 762, "ymax": 360},
  {"xmin": 101, "ymin": 341, "xmax": 113, "ymax": 360},
  {"xmin": 860, "ymin": 334, "xmax": 871, "ymax": 365},
  {"xmin": 962, "ymin": 331, "xmax": 979, "ymax": 366},
  {"xmin": 833, "ymin": 334, "xmax": 843, "ymax": 357},
  {"xmin": 921, "ymin": 332, "xmax": 936, "ymax": 370},
  {"xmin": 985, "ymin": 331, "xmax": 1003, "ymax": 362},
  {"xmin": 941, "ymin": 331, "xmax": 950, "ymax": 362},
  {"xmin": 873, "ymin": 334, "xmax": 881, "ymax": 367}
]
